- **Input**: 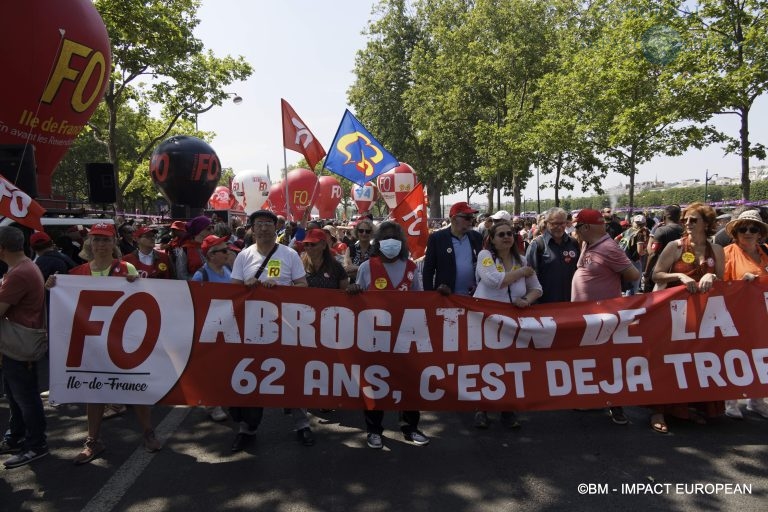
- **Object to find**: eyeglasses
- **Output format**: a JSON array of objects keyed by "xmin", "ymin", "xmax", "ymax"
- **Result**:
[
  {"xmin": 209, "ymin": 248, "xmax": 229, "ymax": 255},
  {"xmin": 357, "ymin": 229, "xmax": 372, "ymax": 234},
  {"xmin": 252, "ymin": 221, "xmax": 275, "ymax": 228},
  {"xmin": 495, "ymin": 231, "xmax": 514, "ymax": 238},
  {"xmin": 737, "ymin": 225, "xmax": 761, "ymax": 234},
  {"xmin": 91, "ymin": 236, "xmax": 113, "ymax": 243},
  {"xmin": 548, "ymin": 221, "xmax": 565, "ymax": 227},
  {"xmin": 455, "ymin": 214, "xmax": 475, "ymax": 221},
  {"xmin": 303, "ymin": 242, "xmax": 319, "ymax": 248},
  {"xmin": 683, "ymin": 217, "xmax": 699, "ymax": 224}
]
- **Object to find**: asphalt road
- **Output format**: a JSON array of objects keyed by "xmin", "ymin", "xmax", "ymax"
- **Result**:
[{"xmin": 1, "ymin": 398, "xmax": 766, "ymax": 512}]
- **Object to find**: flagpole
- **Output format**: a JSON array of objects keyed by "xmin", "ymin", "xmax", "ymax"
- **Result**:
[{"xmin": 283, "ymin": 148, "xmax": 290, "ymax": 221}]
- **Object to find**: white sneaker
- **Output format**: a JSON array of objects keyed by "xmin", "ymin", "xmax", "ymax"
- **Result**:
[
  {"xmin": 366, "ymin": 433, "xmax": 383, "ymax": 449},
  {"xmin": 746, "ymin": 399, "xmax": 768, "ymax": 419},
  {"xmin": 209, "ymin": 406, "xmax": 228, "ymax": 422},
  {"xmin": 725, "ymin": 400, "xmax": 743, "ymax": 419}
]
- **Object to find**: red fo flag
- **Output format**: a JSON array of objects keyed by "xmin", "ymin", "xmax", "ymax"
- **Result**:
[
  {"xmin": 0, "ymin": 175, "xmax": 45, "ymax": 231},
  {"xmin": 390, "ymin": 182, "xmax": 428, "ymax": 259},
  {"xmin": 281, "ymin": 99, "xmax": 326, "ymax": 170}
]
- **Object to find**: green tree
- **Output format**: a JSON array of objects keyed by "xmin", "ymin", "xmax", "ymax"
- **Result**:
[
  {"xmin": 674, "ymin": 0, "xmax": 768, "ymax": 200},
  {"xmin": 88, "ymin": 0, "xmax": 252, "ymax": 209}
]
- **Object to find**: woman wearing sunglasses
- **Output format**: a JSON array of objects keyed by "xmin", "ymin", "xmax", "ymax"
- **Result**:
[
  {"xmin": 343, "ymin": 219, "xmax": 375, "ymax": 280},
  {"xmin": 722, "ymin": 209, "xmax": 768, "ymax": 419},
  {"xmin": 472, "ymin": 220, "xmax": 542, "ymax": 430},
  {"xmin": 650, "ymin": 202, "xmax": 724, "ymax": 433}
]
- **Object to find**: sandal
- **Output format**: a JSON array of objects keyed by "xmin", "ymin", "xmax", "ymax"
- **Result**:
[{"xmin": 650, "ymin": 413, "xmax": 668, "ymax": 434}]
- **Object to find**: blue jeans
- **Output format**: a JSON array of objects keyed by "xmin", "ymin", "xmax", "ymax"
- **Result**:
[{"xmin": 2, "ymin": 356, "xmax": 47, "ymax": 451}]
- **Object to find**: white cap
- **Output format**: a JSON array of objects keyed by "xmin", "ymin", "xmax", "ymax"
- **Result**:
[
  {"xmin": 632, "ymin": 214, "xmax": 646, "ymax": 224},
  {"xmin": 491, "ymin": 210, "xmax": 511, "ymax": 221}
]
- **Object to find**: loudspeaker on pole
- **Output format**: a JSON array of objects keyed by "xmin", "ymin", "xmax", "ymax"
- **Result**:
[
  {"xmin": 86, "ymin": 162, "xmax": 117, "ymax": 204},
  {"xmin": 0, "ymin": 144, "xmax": 38, "ymax": 198}
]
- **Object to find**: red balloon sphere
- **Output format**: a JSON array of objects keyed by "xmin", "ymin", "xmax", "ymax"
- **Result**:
[
  {"xmin": 316, "ymin": 176, "xmax": 342, "ymax": 218},
  {"xmin": 351, "ymin": 182, "xmax": 378, "ymax": 213},
  {"xmin": 209, "ymin": 185, "xmax": 235, "ymax": 210},
  {"xmin": 1, "ymin": 1, "xmax": 111, "ymax": 197},
  {"xmin": 285, "ymin": 168, "xmax": 319, "ymax": 220},
  {"xmin": 266, "ymin": 182, "xmax": 287, "ymax": 217}
]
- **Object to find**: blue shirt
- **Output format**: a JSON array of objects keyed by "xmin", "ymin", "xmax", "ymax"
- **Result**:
[
  {"xmin": 452, "ymin": 233, "xmax": 476, "ymax": 296},
  {"xmin": 191, "ymin": 263, "xmax": 232, "ymax": 283}
]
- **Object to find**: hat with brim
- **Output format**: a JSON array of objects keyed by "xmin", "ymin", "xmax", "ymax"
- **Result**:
[
  {"xmin": 201, "ymin": 234, "xmax": 230, "ymax": 256},
  {"xmin": 89, "ymin": 223, "xmax": 116, "ymax": 237},
  {"xmin": 302, "ymin": 229, "xmax": 326, "ymax": 245},
  {"xmin": 726, "ymin": 210, "xmax": 768, "ymax": 238}
]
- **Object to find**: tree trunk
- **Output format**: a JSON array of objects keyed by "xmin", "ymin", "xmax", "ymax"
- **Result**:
[
  {"xmin": 426, "ymin": 176, "xmax": 443, "ymax": 218},
  {"xmin": 740, "ymin": 107, "xmax": 751, "ymax": 201}
]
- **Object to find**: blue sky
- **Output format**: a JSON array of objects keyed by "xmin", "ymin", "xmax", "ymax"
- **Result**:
[{"xmin": 195, "ymin": 0, "xmax": 767, "ymax": 203}]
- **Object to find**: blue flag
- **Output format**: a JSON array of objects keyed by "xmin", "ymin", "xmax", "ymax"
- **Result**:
[{"xmin": 323, "ymin": 110, "xmax": 399, "ymax": 186}]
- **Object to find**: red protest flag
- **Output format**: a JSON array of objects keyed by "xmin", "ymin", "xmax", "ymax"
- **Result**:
[
  {"xmin": 0, "ymin": 175, "xmax": 45, "ymax": 231},
  {"xmin": 390, "ymin": 182, "xmax": 429, "ymax": 260},
  {"xmin": 281, "ymin": 99, "xmax": 326, "ymax": 170}
]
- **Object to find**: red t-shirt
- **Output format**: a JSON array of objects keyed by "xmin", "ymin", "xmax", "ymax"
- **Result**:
[{"xmin": 0, "ymin": 259, "xmax": 45, "ymax": 328}]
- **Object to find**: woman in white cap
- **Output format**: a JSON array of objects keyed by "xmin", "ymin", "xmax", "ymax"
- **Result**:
[{"xmin": 722, "ymin": 209, "xmax": 768, "ymax": 419}]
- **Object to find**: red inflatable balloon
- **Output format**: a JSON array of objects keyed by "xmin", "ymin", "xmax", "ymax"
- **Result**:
[
  {"xmin": 150, "ymin": 136, "xmax": 221, "ymax": 208},
  {"xmin": 316, "ymin": 176, "xmax": 342, "ymax": 218},
  {"xmin": 1, "ymin": 1, "xmax": 111, "ymax": 197},
  {"xmin": 377, "ymin": 162, "xmax": 417, "ymax": 209},
  {"xmin": 209, "ymin": 185, "xmax": 235, "ymax": 210},
  {"xmin": 285, "ymin": 168, "xmax": 319, "ymax": 220},
  {"xmin": 266, "ymin": 182, "xmax": 287, "ymax": 217},
  {"xmin": 351, "ymin": 182, "xmax": 378, "ymax": 213}
]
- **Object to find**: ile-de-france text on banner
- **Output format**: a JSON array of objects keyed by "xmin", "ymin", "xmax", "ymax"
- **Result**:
[{"xmin": 48, "ymin": 275, "xmax": 768, "ymax": 410}]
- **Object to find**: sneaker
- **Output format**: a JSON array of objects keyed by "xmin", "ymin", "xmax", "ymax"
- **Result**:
[
  {"xmin": 725, "ymin": 400, "xmax": 744, "ymax": 419},
  {"xmin": 296, "ymin": 427, "xmax": 315, "ymax": 446},
  {"xmin": 609, "ymin": 407, "xmax": 628, "ymax": 425},
  {"xmin": 230, "ymin": 432, "xmax": 254, "ymax": 452},
  {"xmin": 403, "ymin": 429, "xmax": 430, "ymax": 446},
  {"xmin": 143, "ymin": 429, "xmax": 162, "ymax": 453},
  {"xmin": 474, "ymin": 411, "xmax": 489, "ymax": 429},
  {"xmin": 4, "ymin": 447, "xmax": 48, "ymax": 469},
  {"xmin": 74, "ymin": 437, "xmax": 105, "ymax": 465},
  {"xmin": 209, "ymin": 406, "xmax": 228, "ymax": 422},
  {"xmin": 0, "ymin": 439, "xmax": 23, "ymax": 455},
  {"xmin": 366, "ymin": 433, "xmax": 383, "ymax": 449},
  {"xmin": 500, "ymin": 411, "xmax": 521, "ymax": 429},
  {"xmin": 746, "ymin": 399, "xmax": 768, "ymax": 419}
]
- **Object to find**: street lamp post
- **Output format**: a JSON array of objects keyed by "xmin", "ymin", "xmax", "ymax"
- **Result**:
[
  {"xmin": 704, "ymin": 169, "xmax": 718, "ymax": 203},
  {"xmin": 193, "ymin": 92, "xmax": 243, "ymax": 130}
]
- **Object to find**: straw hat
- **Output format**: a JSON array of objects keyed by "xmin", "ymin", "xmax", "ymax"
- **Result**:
[{"xmin": 725, "ymin": 210, "xmax": 768, "ymax": 238}]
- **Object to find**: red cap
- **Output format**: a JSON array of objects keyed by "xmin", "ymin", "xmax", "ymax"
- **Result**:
[
  {"xmin": 29, "ymin": 232, "xmax": 51, "ymax": 247},
  {"xmin": 303, "ymin": 229, "xmax": 326, "ymax": 244},
  {"xmin": 89, "ymin": 223, "xmax": 116, "ymax": 237},
  {"xmin": 134, "ymin": 226, "xmax": 157, "ymax": 238},
  {"xmin": 227, "ymin": 243, "xmax": 241, "ymax": 253},
  {"xmin": 201, "ymin": 234, "xmax": 230, "ymax": 256},
  {"xmin": 574, "ymin": 209, "xmax": 604, "ymax": 225},
  {"xmin": 170, "ymin": 220, "xmax": 187, "ymax": 232},
  {"xmin": 449, "ymin": 202, "xmax": 479, "ymax": 217}
]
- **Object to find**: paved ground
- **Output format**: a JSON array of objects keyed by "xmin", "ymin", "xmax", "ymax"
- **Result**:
[{"xmin": 2, "ymin": 397, "xmax": 767, "ymax": 512}]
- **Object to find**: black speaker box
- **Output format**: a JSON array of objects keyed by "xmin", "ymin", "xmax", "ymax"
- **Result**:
[
  {"xmin": 0, "ymin": 144, "xmax": 38, "ymax": 198},
  {"xmin": 86, "ymin": 163, "xmax": 117, "ymax": 204}
]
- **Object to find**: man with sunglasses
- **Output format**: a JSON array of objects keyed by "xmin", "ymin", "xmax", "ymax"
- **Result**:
[
  {"xmin": 571, "ymin": 209, "xmax": 640, "ymax": 426},
  {"xmin": 422, "ymin": 202, "xmax": 483, "ymax": 296}
]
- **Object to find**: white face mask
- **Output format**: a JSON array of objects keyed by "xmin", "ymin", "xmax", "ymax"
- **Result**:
[{"xmin": 378, "ymin": 238, "xmax": 402, "ymax": 259}]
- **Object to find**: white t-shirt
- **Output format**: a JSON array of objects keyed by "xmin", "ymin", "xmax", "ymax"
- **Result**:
[
  {"xmin": 472, "ymin": 249, "xmax": 541, "ymax": 303},
  {"xmin": 231, "ymin": 243, "xmax": 305, "ymax": 285}
]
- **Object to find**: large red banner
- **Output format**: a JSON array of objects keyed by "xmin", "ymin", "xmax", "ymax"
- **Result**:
[{"xmin": 48, "ymin": 276, "xmax": 768, "ymax": 411}]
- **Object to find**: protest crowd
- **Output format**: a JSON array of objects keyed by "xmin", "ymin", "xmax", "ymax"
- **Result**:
[{"xmin": 1, "ymin": 201, "xmax": 768, "ymax": 470}]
